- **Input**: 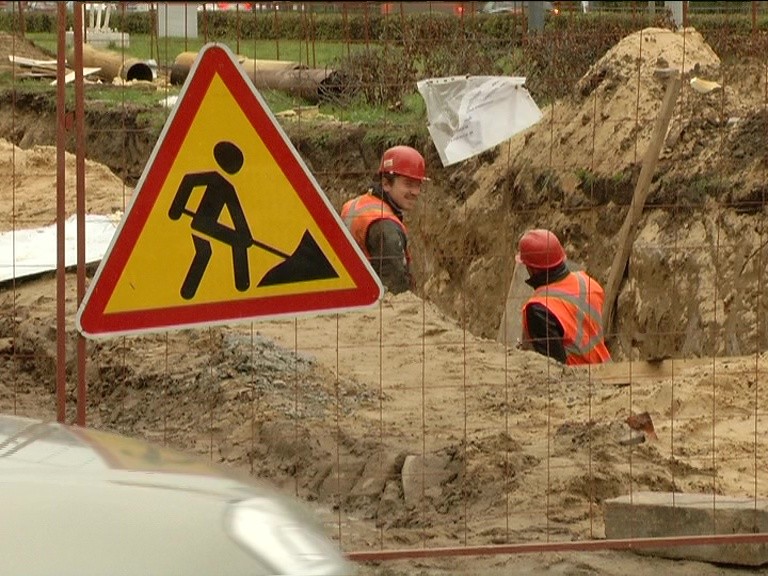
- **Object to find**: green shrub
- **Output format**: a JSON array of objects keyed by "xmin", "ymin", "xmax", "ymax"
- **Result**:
[{"xmin": 3, "ymin": 7, "xmax": 767, "ymax": 106}]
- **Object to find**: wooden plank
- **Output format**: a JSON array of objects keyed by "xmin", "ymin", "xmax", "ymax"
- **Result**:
[
  {"xmin": 17, "ymin": 72, "xmax": 57, "ymax": 79},
  {"xmin": 601, "ymin": 72, "xmax": 682, "ymax": 335},
  {"xmin": 583, "ymin": 355, "xmax": 751, "ymax": 386},
  {"xmin": 496, "ymin": 260, "xmax": 531, "ymax": 346},
  {"xmin": 9, "ymin": 55, "xmax": 57, "ymax": 69},
  {"xmin": 50, "ymin": 67, "xmax": 102, "ymax": 86}
]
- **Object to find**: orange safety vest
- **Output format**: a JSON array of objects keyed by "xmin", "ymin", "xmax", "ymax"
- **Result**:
[
  {"xmin": 340, "ymin": 193, "xmax": 410, "ymax": 264},
  {"xmin": 522, "ymin": 271, "xmax": 611, "ymax": 365}
]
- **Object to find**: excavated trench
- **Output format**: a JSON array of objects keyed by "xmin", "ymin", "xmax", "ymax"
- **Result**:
[{"xmin": 2, "ymin": 76, "xmax": 767, "ymax": 363}]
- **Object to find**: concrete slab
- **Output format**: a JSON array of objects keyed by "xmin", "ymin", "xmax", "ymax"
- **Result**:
[
  {"xmin": 401, "ymin": 453, "xmax": 454, "ymax": 508},
  {"xmin": 66, "ymin": 30, "xmax": 130, "ymax": 49},
  {"xmin": 0, "ymin": 214, "xmax": 118, "ymax": 285},
  {"xmin": 496, "ymin": 260, "xmax": 530, "ymax": 346},
  {"xmin": 349, "ymin": 451, "xmax": 400, "ymax": 501},
  {"xmin": 604, "ymin": 491, "xmax": 768, "ymax": 566},
  {"xmin": 315, "ymin": 460, "xmax": 365, "ymax": 502},
  {"xmin": 156, "ymin": 3, "xmax": 198, "ymax": 39}
]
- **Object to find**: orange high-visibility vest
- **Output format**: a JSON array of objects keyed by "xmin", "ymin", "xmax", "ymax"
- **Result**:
[
  {"xmin": 522, "ymin": 271, "xmax": 611, "ymax": 365},
  {"xmin": 341, "ymin": 193, "xmax": 410, "ymax": 263}
]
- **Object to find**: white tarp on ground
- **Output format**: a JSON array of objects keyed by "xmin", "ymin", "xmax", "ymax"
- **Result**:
[
  {"xmin": 417, "ymin": 75, "xmax": 543, "ymax": 167},
  {"xmin": 0, "ymin": 214, "xmax": 119, "ymax": 283}
]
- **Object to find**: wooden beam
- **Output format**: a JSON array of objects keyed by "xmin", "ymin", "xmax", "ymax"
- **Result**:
[
  {"xmin": 583, "ymin": 355, "xmax": 749, "ymax": 386},
  {"xmin": 496, "ymin": 260, "xmax": 532, "ymax": 346},
  {"xmin": 602, "ymin": 72, "xmax": 682, "ymax": 337}
]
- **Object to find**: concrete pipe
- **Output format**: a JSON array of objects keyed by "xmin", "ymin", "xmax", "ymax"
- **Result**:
[
  {"xmin": 68, "ymin": 44, "xmax": 153, "ymax": 83},
  {"xmin": 169, "ymin": 51, "xmax": 342, "ymax": 103},
  {"xmin": 243, "ymin": 67, "xmax": 342, "ymax": 104},
  {"xmin": 170, "ymin": 51, "xmax": 304, "ymax": 86},
  {"xmin": 168, "ymin": 51, "xmax": 198, "ymax": 85}
]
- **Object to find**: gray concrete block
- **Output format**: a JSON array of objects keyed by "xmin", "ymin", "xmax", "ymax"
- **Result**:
[
  {"xmin": 401, "ymin": 453, "xmax": 453, "ymax": 509},
  {"xmin": 65, "ymin": 30, "xmax": 131, "ymax": 49},
  {"xmin": 349, "ymin": 451, "xmax": 399, "ymax": 500},
  {"xmin": 315, "ymin": 461, "xmax": 365, "ymax": 502},
  {"xmin": 604, "ymin": 491, "xmax": 768, "ymax": 566}
]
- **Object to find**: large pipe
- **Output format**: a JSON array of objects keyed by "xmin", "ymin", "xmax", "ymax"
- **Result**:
[
  {"xmin": 240, "ymin": 57, "xmax": 308, "ymax": 73},
  {"xmin": 243, "ymin": 67, "xmax": 342, "ymax": 104},
  {"xmin": 170, "ymin": 52, "xmax": 341, "ymax": 103},
  {"xmin": 170, "ymin": 51, "xmax": 305, "ymax": 85},
  {"xmin": 67, "ymin": 44, "xmax": 153, "ymax": 83},
  {"xmin": 169, "ymin": 51, "xmax": 201, "ymax": 85}
]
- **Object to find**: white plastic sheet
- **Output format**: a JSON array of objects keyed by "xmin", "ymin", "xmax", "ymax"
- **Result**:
[
  {"xmin": 416, "ymin": 75, "xmax": 543, "ymax": 167},
  {"xmin": 0, "ymin": 214, "xmax": 119, "ymax": 283}
]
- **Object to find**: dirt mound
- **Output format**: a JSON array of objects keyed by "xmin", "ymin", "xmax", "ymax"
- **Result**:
[
  {"xmin": 513, "ymin": 27, "xmax": 722, "ymax": 177},
  {"xmin": 0, "ymin": 32, "xmax": 53, "ymax": 74},
  {"xmin": 6, "ymin": 271, "xmax": 768, "ymax": 553},
  {"xmin": 417, "ymin": 27, "xmax": 768, "ymax": 361},
  {"xmin": 0, "ymin": 138, "xmax": 128, "ymax": 229}
]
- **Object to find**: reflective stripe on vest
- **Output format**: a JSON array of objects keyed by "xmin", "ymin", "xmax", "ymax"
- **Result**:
[
  {"xmin": 527, "ymin": 271, "xmax": 610, "ymax": 364},
  {"xmin": 340, "ymin": 193, "xmax": 408, "ymax": 261}
]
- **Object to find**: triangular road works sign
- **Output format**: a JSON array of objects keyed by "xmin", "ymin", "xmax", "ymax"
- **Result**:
[{"xmin": 77, "ymin": 43, "xmax": 383, "ymax": 339}]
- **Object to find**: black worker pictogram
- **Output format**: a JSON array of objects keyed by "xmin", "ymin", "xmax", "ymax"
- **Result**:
[{"xmin": 168, "ymin": 140, "xmax": 338, "ymax": 300}]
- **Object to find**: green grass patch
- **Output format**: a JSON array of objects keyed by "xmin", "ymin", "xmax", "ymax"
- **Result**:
[
  {"xmin": 1, "ymin": 77, "xmax": 318, "ymax": 121},
  {"xmin": 17, "ymin": 33, "xmax": 426, "ymax": 123},
  {"xmin": 321, "ymin": 91, "xmax": 427, "ymax": 125},
  {"xmin": 25, "ymin": 32, "xmax": 361, "ymax": 68}
]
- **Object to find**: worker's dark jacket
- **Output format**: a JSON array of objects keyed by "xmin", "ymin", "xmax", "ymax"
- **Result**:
[
  {"xmin": 522, "ymin": 264, "xmax": 611, "ymax": 365},
  {"xmin": 341, "ymin": 185, "xmax": 411, "ymax": 294}
]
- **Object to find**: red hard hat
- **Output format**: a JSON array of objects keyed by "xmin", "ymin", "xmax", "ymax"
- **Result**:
[
  {"xmin": 516, "ymin": 229, "xmax": 566, "ymax": 270},
  {"xmin": 378, "ymin": 146, "xmax": 428, "ymax": 181}
]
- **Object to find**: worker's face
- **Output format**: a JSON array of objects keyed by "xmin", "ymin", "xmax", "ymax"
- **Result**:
[{"xmin": 384, "ymin": 175, "xmax": 423, "ymax": 211}]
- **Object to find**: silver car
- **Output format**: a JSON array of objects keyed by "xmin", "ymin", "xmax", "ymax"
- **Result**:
[{"xmin": 0, "ymin": 414, "xmax": 356, "ymax": 576}]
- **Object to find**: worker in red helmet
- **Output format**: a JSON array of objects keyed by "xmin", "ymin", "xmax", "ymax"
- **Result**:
[
  {"xmin": 341, "ymin": 145, "xmax": 428, "ymax": 294},
  {"xmin": 517, "ymin": 229, "xmax": 611, "ymax": 365}
]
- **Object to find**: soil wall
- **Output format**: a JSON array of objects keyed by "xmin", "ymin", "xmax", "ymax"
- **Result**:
[{"xmin": 2, "ymin": 27, "xmax": 767, "ymax": 362}]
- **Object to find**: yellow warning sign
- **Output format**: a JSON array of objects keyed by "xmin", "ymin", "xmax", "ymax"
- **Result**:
[{"xmin": 76, "ymin": 43, "xmax": 382, "ymax": 338}]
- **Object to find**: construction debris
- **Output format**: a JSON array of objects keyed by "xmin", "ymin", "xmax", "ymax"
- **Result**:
[
  {"xmin": 8, "ymin": 54, "xmax": 100, "ymax": 85},
  {"xmin": 625, "ymin": 411, "xmax": 659, "ymax": 441},
  {"xmin": 67, "ymin": 44, "xmax": 153, "ymax": 83}
]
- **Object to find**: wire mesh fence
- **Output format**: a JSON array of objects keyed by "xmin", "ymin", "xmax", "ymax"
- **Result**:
[{"xmin": 1, "ymin": 1, "xmax": 768, "ymax": 573}]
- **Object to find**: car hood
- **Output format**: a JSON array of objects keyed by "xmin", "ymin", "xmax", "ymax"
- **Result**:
[
  {"xmin": 0, "ymin": 414, "xmax": 356, "ymax": 576},
  {"xmin": 0, "ymin": 414, "xmax": 258, "ymax": 495}
]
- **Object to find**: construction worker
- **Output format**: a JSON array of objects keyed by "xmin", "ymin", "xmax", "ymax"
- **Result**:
[
  {"xmin": 517, "ymin": 228, "xmax": 611, "ymax": 365},
  {"xmin": 341, "ymin": 145, "xmax": 428, "ymax": 294}
]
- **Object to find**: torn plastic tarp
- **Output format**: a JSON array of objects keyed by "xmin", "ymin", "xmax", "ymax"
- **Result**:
[{"xmin": 416, "ymin": 75, "xmax": 543, "ymax": 167}]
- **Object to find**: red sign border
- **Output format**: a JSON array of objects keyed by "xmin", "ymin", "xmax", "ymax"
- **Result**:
[{"xmin": 77, "ymin": 44, "xmax": 382, "ymax": 337}]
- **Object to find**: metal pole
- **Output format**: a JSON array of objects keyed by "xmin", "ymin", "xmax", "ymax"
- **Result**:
[
  {"xmin": 528, "ymin": 1, "xmax": 545, "ymax": 33},
  {"xmin": 55, "ymin": 1, "xmax": 68, "ymax": 424},
  {"xmin": 347, "ymin": 532, "xmax": 768, "ymax": 562},
  {"xmin": 665, "ymin": 1, "xmax": 684, "ymax": 29},
  {"xmin": 74, "ymin": 1, "xmax": 88, "ymax": 427}
]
